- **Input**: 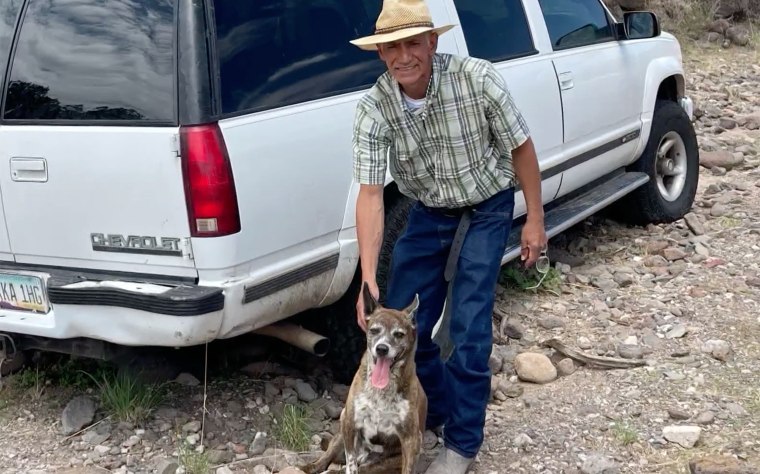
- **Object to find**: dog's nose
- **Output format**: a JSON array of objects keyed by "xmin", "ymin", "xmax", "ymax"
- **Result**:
[{"xmin": 376, "ymin": 344, "xmax": 389, "ymax": 357}]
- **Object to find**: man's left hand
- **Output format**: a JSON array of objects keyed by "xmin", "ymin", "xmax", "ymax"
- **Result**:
[{"xmin": 520, "ymin": 217, "xmax": 547, "ymax": 268}]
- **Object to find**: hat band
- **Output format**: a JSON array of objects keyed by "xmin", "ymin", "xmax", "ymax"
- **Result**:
[{"xmin": 374, "ymin": 21, "xmax": 434, "ymax": 35}]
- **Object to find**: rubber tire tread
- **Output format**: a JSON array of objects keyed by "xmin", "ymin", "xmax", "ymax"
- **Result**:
[{"xmin": 620, "ymin": 99, "xmax": 699, "ymax": 225}]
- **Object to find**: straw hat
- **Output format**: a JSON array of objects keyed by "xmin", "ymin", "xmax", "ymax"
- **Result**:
[{"xmin": 350, "ymin": 0, "xmax": 456, "ymax": 51}]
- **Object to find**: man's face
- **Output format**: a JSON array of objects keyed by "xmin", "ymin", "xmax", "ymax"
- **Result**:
[{"xmin": 377, "ymin": 32, "xmax": 438, "ymax": 92}]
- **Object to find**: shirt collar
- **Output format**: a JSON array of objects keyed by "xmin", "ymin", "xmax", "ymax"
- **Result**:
[{"xmin": 391, "ymin": 53, "xmax": 444, "ymax": 115}]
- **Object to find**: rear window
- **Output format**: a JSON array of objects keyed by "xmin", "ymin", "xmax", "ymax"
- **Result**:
[
  {"xmin": 211, "ymin": 0, "xmax": 387, "ymax": 115},
  {"xmin": 3, "ymin": 0, "xmax": 176, "ymax": 122}
]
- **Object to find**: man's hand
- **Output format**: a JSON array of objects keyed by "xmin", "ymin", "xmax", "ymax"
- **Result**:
[
  {"xmin": 521, "ymin": 217, "xmax": 548, "ymax": 268},
  {"xmin": 511, "ymin": 136, "xmax": 547, "ymax": 268},
  {"xmin": 356, "ymin": 280, "xmax": 379, "ymax": 332}
]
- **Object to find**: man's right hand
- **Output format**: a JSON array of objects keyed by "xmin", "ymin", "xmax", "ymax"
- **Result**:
[{"xmin": 356, "ymin": 280, "xmax": 379, "ymax": 332}]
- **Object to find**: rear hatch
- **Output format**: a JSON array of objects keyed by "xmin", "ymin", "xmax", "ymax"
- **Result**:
[{"xmin": 0, "ymin": 0, "xmax": 201, "ymax": 279}]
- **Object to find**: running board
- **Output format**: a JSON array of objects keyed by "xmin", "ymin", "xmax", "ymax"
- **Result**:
[{"xmin": 502, "ymin": 171, "xmax": 650, "ymax": 264}]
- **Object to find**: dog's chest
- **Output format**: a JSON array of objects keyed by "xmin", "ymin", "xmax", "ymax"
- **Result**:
[{"xmin": 352, "ymin": 389, "xmax": 410, "ymax": 439}]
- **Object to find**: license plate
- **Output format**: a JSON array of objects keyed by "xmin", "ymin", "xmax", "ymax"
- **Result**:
[{"xmin": 0, "ymin": 272, "xmax": 49, "ymax": 314}]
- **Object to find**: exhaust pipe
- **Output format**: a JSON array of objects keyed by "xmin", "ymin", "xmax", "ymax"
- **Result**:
[{"xmin": 254, "ymin": 323, "xmax": 330, "ymax": 357}]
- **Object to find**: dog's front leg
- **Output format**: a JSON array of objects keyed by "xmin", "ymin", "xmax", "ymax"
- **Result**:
[
  {"xmin": 400, "ymin": 430, "xmax": 421, "ymax": 474},
  {"xmin": 343, "ymin": 431, "xmax": 360, "ymax": 474}
]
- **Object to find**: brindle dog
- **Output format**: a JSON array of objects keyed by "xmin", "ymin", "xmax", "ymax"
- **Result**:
[{"xmin": 301, "ymin": 282, "xmax": 427, "ymax": 474}]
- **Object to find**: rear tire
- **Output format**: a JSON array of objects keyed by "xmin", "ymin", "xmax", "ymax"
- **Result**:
[
  {"xmin": 619, "ymin": 99, "xmax": 699, "ymax": 225},
  {"xmin": 316, "ymin": 193, "xmax": 413, "ymax": 385}
]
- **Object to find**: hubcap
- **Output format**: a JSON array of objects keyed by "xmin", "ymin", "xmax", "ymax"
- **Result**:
[{"xmin": 655, "ymin": 131, "xmax": 687, "ymax": 202}]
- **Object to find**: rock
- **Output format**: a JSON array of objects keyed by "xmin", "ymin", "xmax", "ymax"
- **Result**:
[
  {"xmin": 208, "ymin": 449, "xmax": 234, "ymax": 464},
  {"xmin": 726, "ymin": 26, "xmax": 750, "ymax": 46},
  {"xmin": 513, "ymin": 433, "xmax": 534, "ymax": 448},
  {"xmin": 617, "ymin": 344, "xmax": 644, "ymax": 359},
  {"xmin": 539, "ymin": 315, "xmax": 566, "ymax": 330},
  {"xmin": 174, "ymin": 372, "xmax": 200, "ymax": 386},
  {"xmin": 666, "ymin": 324, "xmax": 688, "ymax": 339},
  {"xmin": 668, "ymin": 408, "xmax": 692, "ymax": 420},
  {"xmin": 700, "ymin": 150, "xmax": 744, "ymax": 170},
  {"xmin": 737, "ymin": 114, "xmax": 760, "ymax": 130},
  {"xmin": 578, "ymin": 337, "xmax": 593, "ymax": 350},
  {"xmin": 253, "ymin": 466, "xmax": 272, "ymax": 474},
  {"xmin": 557, "ymin": 358, "xmax": 576, "ymax": 376},
  {"xmin": 488, "ymin": 353, "xmax": 503, "ymax": 373},
  {"xmin": 689, "ymin": 455, "xmax": 757, "ymax": 473},
  {"xmin": 684, "ymin": 213, "xmax": 706, "ymax": 235},
  {"xmin": 216, "ymin": 467, "xmax": 234, "ymax": 474},
  {"xmin": 82, "ymin": 429, "xmax": 110, "ymax": 446},
  {"xmin": 61, "ymin": 396, "xmax": 97, "ymax": 435},
  {"xmin": 501, "ymin": 318, "xmax": 525, "ymax": 339},
  {"xmin": 182, "ymin": 420, "xmax": 202, "ymax": 433},
  {"xmin": 663, "ymin": 425, "xmax": 702, "ymax": 448},
  {"xmin": 514, "ymin": 353, "xmax": 557, "ymax": 384},
  {"xmin": 294, "ymin": 380, "xmax": 318, "ymax": 402},
  {"xmin": 663, "ymin": 247, "xmax": 688, "ymax": 261},
  {"xmin": 323, "ymin": 400, "xmax": 343, "ymax": 420},
  {"xmin": 695, "ymin": 411, "xmax": 716, "ymax": 425},
  {"xmin": 701, "ymin": 339, "xmax": 732, "ymax": 361},
  {"xmin": 278, "ymin": 468, "xmax": 307, "ymax": 474},
  {"xmin": 718, "ymin": 118, "xmax": 737, "ymax": 130},
  {"xmin": 155, "ymin": 459, "xmax": 180, "ymax": 474},
  {"xmin": 250, "ymin": 432, "xmax": 268, "ymax": 455},
  {"xmin": 580, "ymin": 452, "xmax": 621, "ymax": 474}
]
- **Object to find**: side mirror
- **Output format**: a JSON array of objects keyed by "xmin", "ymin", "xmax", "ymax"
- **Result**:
[{"xmin": 622, "ymin": 11, "xmax": 661, "ymax": 39}]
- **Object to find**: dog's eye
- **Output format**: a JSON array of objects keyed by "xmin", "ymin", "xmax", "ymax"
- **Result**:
[
  {"xmin": 393, "ymin": 331, "xmax": 405, "ymax": 338},
  {"xmin": 369, "ymin": 327, "xmax": 381, "ymax": 335}
]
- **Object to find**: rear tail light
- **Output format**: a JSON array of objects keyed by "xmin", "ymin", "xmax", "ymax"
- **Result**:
[{"xmin": 179, "ymin": 123, "xmax": 241, "ymax": 237}]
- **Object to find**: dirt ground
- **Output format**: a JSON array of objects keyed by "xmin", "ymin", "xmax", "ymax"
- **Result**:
[{"xmin": 1, "ymin": 39, "xmax": 759, "ymax": 474}]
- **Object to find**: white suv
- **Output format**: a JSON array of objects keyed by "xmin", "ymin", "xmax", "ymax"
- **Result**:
[{"xmin": 0, "ymin": 0, "xmax": 697, "ymax": 383}]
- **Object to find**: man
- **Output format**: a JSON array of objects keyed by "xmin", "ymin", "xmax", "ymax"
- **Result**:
[{"xmin": 349, "ymin": 0, "xmax": 547, "ymax": 472}]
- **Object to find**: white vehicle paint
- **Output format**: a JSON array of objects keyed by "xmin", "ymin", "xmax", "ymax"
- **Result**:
[{"xmin": 0, "ymin": 0, "xmax": 699, "ymax": 382}]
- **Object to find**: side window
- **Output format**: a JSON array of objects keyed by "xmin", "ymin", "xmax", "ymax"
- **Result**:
[
  {"xmin": 211, "ymin": 0, "xmax": 387, "ymax": 115},
  {"xmin": 0, "ymin": 0, "xmax": 23, "ymax": 84},
  {"xmin": 538, "ymin": 0, "xmax": 614, "ymax": 50},
  {"xmin": 3, "ymin": 0, "xmax": 176, "ymax": 122},
  {"xmin": 453, "ymin": 0, "xmax": 536, "ymax": 62}
]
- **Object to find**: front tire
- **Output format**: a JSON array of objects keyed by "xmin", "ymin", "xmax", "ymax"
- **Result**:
[
  {"xmin": 621, "ymin": 99, "xmax": 699, "ymax": 225},
  {"xmin": 317, "ymin": 193, "xmax": 413, "ymax": 385}
]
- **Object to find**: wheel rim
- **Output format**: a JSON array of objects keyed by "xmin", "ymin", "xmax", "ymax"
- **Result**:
[{"xmin": 655, "ymin": 131, "xmax": 688, "ymax": 202}]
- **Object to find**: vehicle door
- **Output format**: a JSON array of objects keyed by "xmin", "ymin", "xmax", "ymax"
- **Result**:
[
  {"xmin": 0, "ymin": 0, "xmax": 25, "ymax": 264},
  {"xmin": 449, "ymin": 0, "xmax": 564, "ymax": 217},
  {"xmin": 537, "ymin": 0, "xmax": 643, "ymax": 196},
  {"xmin": 0, "ymin": 0, "xmax": 197, "ymax": 279}
]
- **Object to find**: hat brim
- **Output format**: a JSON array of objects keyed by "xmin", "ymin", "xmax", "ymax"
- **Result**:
[{"xmin": 349, "ymin": 24, "xmax": 456, "ymax": 51}]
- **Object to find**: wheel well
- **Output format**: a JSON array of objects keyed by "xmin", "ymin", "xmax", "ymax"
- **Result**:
[{"xmin": 656, "ymin": 75, "xmax": 683, "ymax": 102}]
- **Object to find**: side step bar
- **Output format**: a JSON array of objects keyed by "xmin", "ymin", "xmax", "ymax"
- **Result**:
[{"xmin": 502, "ymin": 171, "xmax": 650, "ymax": 264}]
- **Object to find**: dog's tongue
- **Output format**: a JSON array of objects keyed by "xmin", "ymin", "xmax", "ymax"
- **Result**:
[{"xmin": 371, "ymin": 357, "xmax": 391, "ymax": 389}]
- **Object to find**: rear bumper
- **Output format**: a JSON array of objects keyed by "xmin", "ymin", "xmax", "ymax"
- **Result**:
[{"xmin": 0, "ymin": 266, "xmax": 226, "ymax": 347}]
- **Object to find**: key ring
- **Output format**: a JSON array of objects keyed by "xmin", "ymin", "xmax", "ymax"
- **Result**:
[{"xmin": 524, "ymin": 247, "xmax": 550, "ymax": 290}]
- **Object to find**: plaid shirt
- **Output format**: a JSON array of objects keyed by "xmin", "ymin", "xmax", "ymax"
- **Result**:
[{"xmin": 352, "ymin": 53, "xmax": 530, "ymax": 208}]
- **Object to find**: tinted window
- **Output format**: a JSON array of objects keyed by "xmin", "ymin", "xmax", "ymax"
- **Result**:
[
  {"xmin": 4, "ymin": 0, "xmax": 175, "ymax": 122},
  {"xmin": 0, "ymin": 0, "xmax": 23, "ymax": 84},
  {"xmin": 539, "ymin": 0, "xmax": 614, "ymax": 49},
  {"xmin": 212, "ymin": 0, "xmax": 388, "ymax": 115},
  {"xmin": 453, "ymin": 0, "xmax": 536, "ymax": 62}
]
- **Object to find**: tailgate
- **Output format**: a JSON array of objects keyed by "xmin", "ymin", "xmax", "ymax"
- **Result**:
[{"xmin": 0, "ymin": 126, "xmax": 197, "ymax": 278}]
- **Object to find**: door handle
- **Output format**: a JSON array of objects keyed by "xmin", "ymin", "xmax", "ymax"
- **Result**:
[
  {"xmin": 558, "ymin": 72, "xmax": 574, "ymax": 90},
  {"xmin": 10, "ymin": 157, "xmax": 48, "ymax": 183}
]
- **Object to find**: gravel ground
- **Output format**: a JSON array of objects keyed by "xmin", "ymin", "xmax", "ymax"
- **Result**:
[{"xmin": 0, "ymin": 41, "xmax": 758, "ymax": 474}]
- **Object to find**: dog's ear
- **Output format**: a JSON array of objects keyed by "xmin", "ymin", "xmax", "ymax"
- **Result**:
[
  {"xmin": 362, "ymin": 281, "xmax": 378, "ymax": 316},
  {"xmin": 402, "ymin": 293, "xmax": 419, "ymax": 324}
]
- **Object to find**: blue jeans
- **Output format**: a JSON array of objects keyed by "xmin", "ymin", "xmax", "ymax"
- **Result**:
[{"xmin": 385, "ymin": 187, "xmax": 515, "ymax": 459}]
